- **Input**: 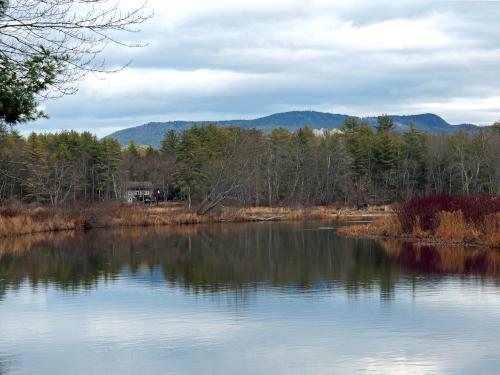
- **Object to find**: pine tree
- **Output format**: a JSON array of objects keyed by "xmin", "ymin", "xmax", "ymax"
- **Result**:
[
  {"xmin": 160, "ymin": 130, "xmax": 179, "ymax": 156},
  {"xmin": 493, "ymin": 121, "xmax": 500, "ymax": 134},
  {"xmin": 341, "ymin": 117, "xmax": 361, "ymax": 133},
  {"xmin": 173, "ymin": 128, "xmax": 207, "ymax": 210},
  {"xmin": 376, "ymin": 114, "xmax": 394, "ymax": 133},
  {"xmin": 23, "ymin": 133, "xmax": 50, "ymax": 203}
]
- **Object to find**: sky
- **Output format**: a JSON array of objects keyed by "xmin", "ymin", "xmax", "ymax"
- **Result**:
[{"xmin": 28, "ymin": 0, "xmax": 500, "ymax": 137}]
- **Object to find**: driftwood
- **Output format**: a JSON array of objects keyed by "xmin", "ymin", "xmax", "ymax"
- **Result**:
[{"xmin": 248, "ymin": 214, "xmax": 285, "ymax": 221}]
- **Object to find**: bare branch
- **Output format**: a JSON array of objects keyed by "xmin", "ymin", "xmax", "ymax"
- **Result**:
[{"xmin": 0, "ymin": 0, "xmax": 152, "ymax": 96}]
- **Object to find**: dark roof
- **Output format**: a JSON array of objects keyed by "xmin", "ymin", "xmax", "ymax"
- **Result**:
[{"xmin": 126, "ymin": 181, "xmax": 153, "ymax": 189}]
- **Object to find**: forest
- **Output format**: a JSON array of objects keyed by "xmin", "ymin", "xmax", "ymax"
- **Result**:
[{"xmin": 1, "ymin": 115, "xmax": 500, "ymax": 212}]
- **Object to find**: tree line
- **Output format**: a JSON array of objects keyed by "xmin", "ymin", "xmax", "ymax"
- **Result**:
[{"xmin": 1, "ymin": 116, "xmax": 500, "ymax": 211}]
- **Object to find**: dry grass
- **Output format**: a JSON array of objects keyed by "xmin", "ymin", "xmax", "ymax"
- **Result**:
[
  {"xmin": 0, "ymin": 210, "xmax": 75, "ymax": 238},
  {"xmin": 434, "ymin": 210, "xmax": 480, "ymax": 243},
  {"xmin": 0, "ymin": 204, "xmax": 210, "ymax": 238},
  {"xmin": 220, "ymin": 205, "xmax": 367, "ymax": 222},
  {"xmin": 0, "ymin": 203, "xmax": 369, "ymax": 239},
  {"xmin": 337, "ymin": 215, "xmax": 402, "ymax": 238},
  {"xmin": 411, "ymin": 216, "xmax": 427, "ymax": 237},
  {"xmin": 483, "ymin": 213, "xmax": 500, "ymax": 247},
  {"xmin": 339, "ymin": 209, "xmax": 500, "ymax": 248}
]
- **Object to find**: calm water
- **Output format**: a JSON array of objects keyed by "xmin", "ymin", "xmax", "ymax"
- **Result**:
[{"xmin": 1, "ymin": 222, "xmax": 500, "ymax": 374}]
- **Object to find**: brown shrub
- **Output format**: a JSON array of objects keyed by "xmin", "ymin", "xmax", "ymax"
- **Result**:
[
  {"xmin": 396, "ymin": 194, "xmax": 500, "ymax": 232},
  {"xmin": 434, "ymin": 210, "xmax": 482, "ymax": 244},
  {"xmin": 372, "ymin": 215, "xmax": 403, "ymax": 236},
  {"xmin": 0, "ymin": 207, "xmax": 21, "ymax": 218},
  {"xmin": 434, "ymin": 211, "xmax": 466, "ymax": 242},
  {"xmin": 483, "ymin": 213, "xmax": 500, "ymax": 247},
  {"xmin": 411, "ymin": 216, "xmax": 427, "ymax": 237}
]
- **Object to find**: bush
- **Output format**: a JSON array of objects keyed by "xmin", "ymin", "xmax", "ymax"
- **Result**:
[
  {"xmin": 483, "ymin": 213, "xmax": 500, "ymax": 247},
  {"xmin": 395, "ymin": 195, "xmax": 500, "ymax": 232},
  {"xmin": 0, "ymin": 207, "xmax": 21, "ymax": 218}
]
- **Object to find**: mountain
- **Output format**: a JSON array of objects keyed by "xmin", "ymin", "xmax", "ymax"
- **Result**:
[{"xmin": 106, "ymin": 111, "xmax": 484, "ymax": 147}]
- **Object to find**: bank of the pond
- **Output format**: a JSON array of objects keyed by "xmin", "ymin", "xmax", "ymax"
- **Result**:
[
  {"xmin": 337, "ymin": 212, "xmax": 500, "ymax": 249},
  {"xmin": 0, "ymin": 203, "xmax": 374, "ymax": 239}
]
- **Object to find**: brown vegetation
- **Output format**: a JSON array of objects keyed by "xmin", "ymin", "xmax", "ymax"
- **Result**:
[
  {"xmin": 338, "ymin": 209, "xmax": 500, "ymax": 248},
  {"xmin": 0, "ymin": 203, "xmax": 369, "ymax": 239},
  {"xmin": 338, "ymin": 195, "xmax": 500, "ymax": 248}
]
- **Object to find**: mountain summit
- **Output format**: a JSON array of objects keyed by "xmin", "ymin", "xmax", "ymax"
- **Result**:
[{"xmin": 106, "ymin": 111, "xmax": 482, "ymax": 147}]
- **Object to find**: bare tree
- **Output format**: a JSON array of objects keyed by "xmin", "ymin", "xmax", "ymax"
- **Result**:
[
  {"xmin": 196, "ymin": 131, "xmax": 258, "ymax": 215},
  {"xmin": 0, "ymin": 0, "xmax": 151, "ymax": 96}
]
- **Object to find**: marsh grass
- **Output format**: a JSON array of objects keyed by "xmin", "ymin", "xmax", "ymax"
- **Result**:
[
  {"xmin": 337, "ymin": 215, "xmax": 402, "ymax": 238},
  {"xmin": 339, "ymin": 196, "xmax": 500, "ymax": 248},
  {"xmin": 0, "ymin": 203, "xmax": 367, "ymax": 238}
]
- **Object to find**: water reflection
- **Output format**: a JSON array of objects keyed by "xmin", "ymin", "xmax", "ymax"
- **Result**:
[
  {"xmin": 2, "ymin": 223, "xmax": 500, "ymax": 300},
  {"xmin": 382, "ymin": 240, "xmax": 500, "ymax": 278},
  {"xmin": 0, "ymin": 355, "xmax": 13, "ymax": 375},
  {"xmin": 2, "ymin": 223, "xmax": 500, "ymax": 375},
  {"xmin": 0, "ymin": 224, "xmax": 401, "ymax": 296}
]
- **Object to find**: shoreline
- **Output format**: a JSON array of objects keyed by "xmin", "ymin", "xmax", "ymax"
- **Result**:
[
  {"xmin": 0, "ymin": 203, "xmax": 375, "ymax": 239},
  {"xmin": 337, "ymin": 216, "xmax": 500, "ymax": 249},
  {"xmin": 4, "ymin": 201, "xmax": 497, "ymax": 250},
  {"xmin": 338, "ymin": 231, "xmax": 486, "ymax": 249}
]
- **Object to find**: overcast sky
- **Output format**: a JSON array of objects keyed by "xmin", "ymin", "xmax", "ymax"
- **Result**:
[{"xmin": 28, "ymin": 0, "xmax": 500, "ymax": 137}]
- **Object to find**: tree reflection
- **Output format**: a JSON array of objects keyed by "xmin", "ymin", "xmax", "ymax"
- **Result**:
[
  {"xmin": 1, "ymin": 224, "xmax": 499, "ymax": 301},
  {"xmin": 381, "ymin": 240, "xmax": 500, "ymax": 280}
]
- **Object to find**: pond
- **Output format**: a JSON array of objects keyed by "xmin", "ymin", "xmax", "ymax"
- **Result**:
[{"xmin": 1, "ymin": 222, "xmax": 500, "ymax": 374}]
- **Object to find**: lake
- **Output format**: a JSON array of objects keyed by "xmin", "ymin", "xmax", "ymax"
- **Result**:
[{"xmin": 1, "ymin": 222, "xmax": 500, "ymax": 374}]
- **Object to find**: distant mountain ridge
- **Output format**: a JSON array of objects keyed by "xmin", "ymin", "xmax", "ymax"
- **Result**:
[{"xmin": 106, "ymin": 111, "xmax": 485, "ymax": 147}]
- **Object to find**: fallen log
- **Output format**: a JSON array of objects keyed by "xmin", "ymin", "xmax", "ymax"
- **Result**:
[{"xmin": 249, "ymin": 215, "xmax": 285, "ymax": 221}]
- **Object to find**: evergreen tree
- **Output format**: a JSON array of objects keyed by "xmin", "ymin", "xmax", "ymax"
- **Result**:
[
  {"xmin": 23, "ymin": 133, "xmax": 50, "ymax": 203},
  {"xmin": 173, "ymin": 127, "xmax": 207, "ymax": 209},
  {"xmin": 341, "ymin": 117, "xmax": 360, "ymax": 133},
  {"xmin": 376, "ymin": 114, "xmax": 394, "ymax": 133},
  {"xmin": 0, "ymin": 52, "xmax": 62, "ymax": 128},
  {"xmin": 160, "ymin": 130, "xmax": 179, "ymax": 156},
  {"xmin": 493, "ymin": 121, "xmax": 500, "ymax": 134}
]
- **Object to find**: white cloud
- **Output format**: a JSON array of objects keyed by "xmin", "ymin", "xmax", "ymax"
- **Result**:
[
  {"xmin": 83, "ymin": 68, "xmax": 282, "ymax": 98},
  {"xmin": 26, "ymin": 0, "xmax": 500, "ymax": 134}
]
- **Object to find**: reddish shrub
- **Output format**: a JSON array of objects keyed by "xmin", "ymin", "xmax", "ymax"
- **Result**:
[
  {"xmin": 30, "ymin": 207, "xmax": 56, "ymax": 221},
  {"xmin": 0, "ymin": 207, "xmax": 21, "ymax": 218},
  {"xmin": 395, "ymin": 195, "xmax": 500, "ymax": 232}
]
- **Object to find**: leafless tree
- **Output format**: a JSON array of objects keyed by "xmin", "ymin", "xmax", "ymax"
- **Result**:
[
  {"xmin": 0, "ymin": 0, "xmax": 152, "ymax": 96},
  {"xmin": 196, "ymin": 131, "xmax": 258, "ymax": 215}
]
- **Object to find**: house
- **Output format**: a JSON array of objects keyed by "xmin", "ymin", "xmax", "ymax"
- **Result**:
[{"xmin": 125, "ymin": 181, "xmax": 153, "ymax": 203}]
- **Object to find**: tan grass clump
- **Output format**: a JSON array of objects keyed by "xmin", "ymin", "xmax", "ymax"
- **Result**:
[
  {"xmin": 434, "ymin": 211, "xmax": 467, "ymax": 242},
  {"xmin": 411, "ymin": 216, "xmax": 428, "ymax": 237},
  {"xmin": 434, "ymin": 210, "xmax": 481, "ymax": 244},
  {"xmin": 337, "ymin": 215, "xmax": 402, "ymax": 238},
  {"xmin": 483, "ymin": 213, "xmax": 500, "ymax": 247}
]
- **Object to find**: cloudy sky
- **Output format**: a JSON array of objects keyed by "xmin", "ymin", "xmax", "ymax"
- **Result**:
[{"xmin": 29, "ymin": 0, "xmax": 500, "ymax": 136}]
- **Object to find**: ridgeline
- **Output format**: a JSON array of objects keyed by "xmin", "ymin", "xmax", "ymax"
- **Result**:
[{"xmin": 106, "ymin": 111, "xmax": 485, "ymax": 147}]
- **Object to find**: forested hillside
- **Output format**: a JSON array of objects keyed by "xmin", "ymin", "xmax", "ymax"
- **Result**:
[
  {"xmin": 107, "ymin": 111, "xmax": 484, "ymax": 147},
  {"xmin": 1, "ymin": 116, "xmax": 499, "ymax": 211}
]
